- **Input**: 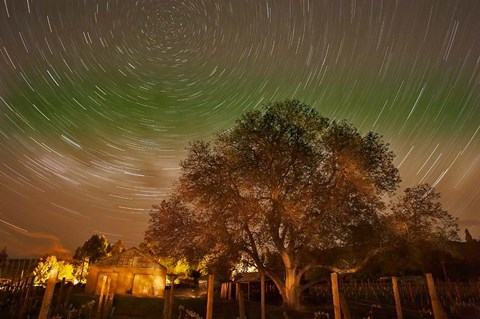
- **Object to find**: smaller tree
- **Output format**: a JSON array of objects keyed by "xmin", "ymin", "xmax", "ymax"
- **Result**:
[
  {"xmin": 0, "ymin": 247, "xmax": 7, "ymax": 278},
  {"xmin": 188, "ymin": 269, "xmax": 202, "ymax": 285},
  {"xmin": 33, "ymin": 256, "xmax": 75, "ymax": 286},
  {"xmin": 72, "ymin": 259, "xmax": 90, "ymax": 284},
  {"xmin": 0, "ymin": 246, "xmax": 7, "ymax": 267},
  {"xmin": 73, "ymin": 234, "xmax": 111, "ymax": 283},
  {"xmin": 160, "ymin": 257, "xmax": 191, "ymax": 278},
  {"xmin": 73, "ymin": 234, "xmax": 111, "ymax": 264},
  {"xmin": 382, "ymin": 184, "xmax": 459, "ymax": 273},
  {"xmin": 389, "ymin": 184, "xmax": 459, "ymax": 244},
  {"xmin": 465, "ymin": 228, "xmax": 473, "ymax": 242},
  {"xmin": 140, "ymin": 241, "xmax": 204, "ymax": 284},
  {"xmin": 58, "ymin": 262, "xmax": 75, "ymax": 282},
  {"xmin": 0, "ymin": 246, "xmax": 7, "ymax": 262},
  {"xmin": 110, "ymin": 240, "xmax": 126, "ymax": 255},
  {"xmin": 33, "ymin": 256, "xmax": 58, "ymax": 285}
]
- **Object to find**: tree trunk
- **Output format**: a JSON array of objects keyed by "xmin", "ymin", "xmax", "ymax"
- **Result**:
[
  {"xmin": 279, "ymin": 253, "xmax": 302, "ymax": 310},
  {"xmin": 283, "ymin": 268, "xmax": 302, "ymax": 309}
]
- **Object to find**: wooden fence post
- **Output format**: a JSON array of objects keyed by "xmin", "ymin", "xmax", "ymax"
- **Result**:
[
  {"xmin": 102, "ymin": 277, "xmax": 111, "ymax": 319},
  {"xmin": 38, "ymin": 267, "xmax": 58, "ymax": 319},
  {"xmin": 238, "ymin": 289, "xmax": 246, "ymax": 319},
  {"xmin": 95, "ymin": 275, "xmax": 108, "ymax": 319},
  {"xmin": 339, "ymin": 293, "xmax": 351, "ymax": 319},
  {"xmin": 64, "ymin": 284, "xmax": 73, "ymax": 313},
  {"xmin": 227, "ymin": 282, "xmax": 232, "ymax": 300},
  {"xmin": 220, "ymin": 283, "xmax": 225, "ymax": 299},
  {"xmin": 392, "ymin": 277, "xmax": 403, "ymax": 319},
  {"xmin": 407, "ymin": 282, "xmax": 413, "ymax": 303},
  {"xmin": 206, "ymin": 274, "xmax": 214, "ymax": 319},
  {"xmin": 167, "ymin": 280, "xmax": 175, "ymax": 319},
  {"xmin": 54, "ymin": 277, "xmax": 66, "ymax": 316},
  {"xmin": 331, "ymin": 273, "xmax": 341, "ymax": 319},
  {"xmin": 163, "ymin": 290, "xmax": 170, "ymax": 319},
  {"xmin": 104, "ymin": 292, "xmax": 114, "ymax": 319},
  {"xmin": 18, "ymin": 276, "xmax": 34, "ymax": 319},
  {"xmin": 426, "ymin": 273, "xmax": 448, "ymax": 319},
  {"xmin": 261, "ymin": 274, "xmax": 266, "ymax": 319}
]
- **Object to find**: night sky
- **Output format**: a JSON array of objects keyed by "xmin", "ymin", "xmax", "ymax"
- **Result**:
[{"xmin": 1, "ymin": 0, "xmax": 479, "ymax": 258}]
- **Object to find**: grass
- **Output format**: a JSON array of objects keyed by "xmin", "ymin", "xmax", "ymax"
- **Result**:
[
  {"xmin": 175, "ymin": 297, "xmax": 326, "ymax": 319},
  {"xmin": 105, "ymin": 291, "xmax": 332, "ymax": 319},
  {"xmin": 109, "ymin": 294, "xmax": 164, "ymax": 318}
]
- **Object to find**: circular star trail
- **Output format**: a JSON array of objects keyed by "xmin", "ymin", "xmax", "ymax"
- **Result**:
[{"xmin": 1, "ymin": 0, "xmax": 479, "ymax": 257}]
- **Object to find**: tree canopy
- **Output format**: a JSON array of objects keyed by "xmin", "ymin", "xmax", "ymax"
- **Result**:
[
  {"xmin": 110, "ymin": 240, "xmax": 126, "ymax": 256},
  {"xmin": 388, "ymin": 184, "xmax": 459, "ymax": 248},
  {"xmin": 73, "ymin": 234, "xmax": 110, "ymax": 264},
  {"xmin": 145, "ymin": 99, "xmax": 457, "ymax": 309},
  {"xmin": 33, "ymin": 255, "xmax": 75, "ymax": 286},
  {"xmin": 360, "ymin": 184, "xmax": 459, "ymax": 277}
]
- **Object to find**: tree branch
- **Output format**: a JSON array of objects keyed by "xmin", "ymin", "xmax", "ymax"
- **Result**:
[{"xmin": 243, "ymin": 223, "xmax": 262, "ymax": 265}]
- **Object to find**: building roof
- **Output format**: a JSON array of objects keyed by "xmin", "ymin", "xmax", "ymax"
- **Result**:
[
  {"xmin": 93, "ymin": 247, "xmax": 166, "ymax": 270},
  {"xmin": 236, "ymin": 272, "xmax": 271, "ymax": 283}
]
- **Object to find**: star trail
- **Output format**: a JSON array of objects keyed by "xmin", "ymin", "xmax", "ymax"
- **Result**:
[{"xmin": 1, "ymin": 0, "xmax": 479, "ymax": 257}]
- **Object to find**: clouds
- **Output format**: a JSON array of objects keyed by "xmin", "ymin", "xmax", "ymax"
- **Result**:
[{"xmin": 0, "ymin": 219, "xmax": 71, "ymax": 258}]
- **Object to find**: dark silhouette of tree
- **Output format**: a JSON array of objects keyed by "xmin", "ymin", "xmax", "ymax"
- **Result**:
[
  {"xmin": 188, "ymin": 269, "xmax": 202, "ymax": 285},
  {"xmin": 0, "ymin": 247, "xmax": 7, "ymax": 275},
  {"xmin": 0, "ymin": 247, "xmax": 7, "ymax": 263},
  {"xmin": 73, "ymin": 234, "xmax": 110, "ymax": 264},
  {"xmin": 145, "ymin": 100, "xmax": 402, "ymax": 309},
  {"xmin": 364, "ymin": 184, "xmax": 459, "ymax": 277},
  {"xmin": 463, "ymin": 229, "xmax": 480, "ymax": 278},
  {"xmin": 110, "ymin": 240, "xmax": 126, "ymax": 255},
  {"xmin": 388, "ymin": 184, "xmax": 459, "ymax": 246},
  {"xmin": 465, "ymin": 228, "xmax": 473, "ymax": 242}
]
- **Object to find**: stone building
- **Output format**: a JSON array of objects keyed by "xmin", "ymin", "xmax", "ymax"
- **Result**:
[{"xmin": 85, "ymin": 247, "xmax": 166, "ymax": 297}]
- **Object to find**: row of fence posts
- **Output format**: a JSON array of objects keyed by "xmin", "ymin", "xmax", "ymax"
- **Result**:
[
  {"xmin": 1, "ymin": 275, "xmax": 36, "ymax": 318},
  {"xmin": 218, "ymin": 275, "xmax": 266, "ymax": 319},
  {"xmin": 34, "ymin": 271, "xmax": 452, "ymax": 319},
  {"xmin": 331, "ymin": 272, "xmax": 448, "ymax": 319},
  {"xmin": 212, "ymin": 272, "xmax": 449, "ymax": 319},
  {"xmin": 16, "ymin": 277, "xmax": 35, "ymax": 319},
  {"xmin": 33, "ymin": 271, "xmax": 451, "ymax": 319},
  {"xmin": 219, "ymin": 282, "xmax": 249, "ymax": 319},
  {"xmin": 37, "ymin": 270, "xmax": 113, "ymax": 319},
  {"xmin": 95, "ymin": 275, "xmax": 114, "ymax": 319}
]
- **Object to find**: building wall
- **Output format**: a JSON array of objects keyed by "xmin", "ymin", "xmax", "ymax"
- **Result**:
[{"xmin": 85, "ymin": 265, "xmax": 166, "ymax": 297}]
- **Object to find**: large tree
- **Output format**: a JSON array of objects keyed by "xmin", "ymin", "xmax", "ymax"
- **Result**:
[{"xmin": 146, "ymin": 100, "xmax": 403, "ymax": 309}]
